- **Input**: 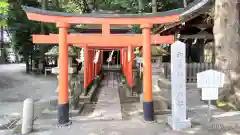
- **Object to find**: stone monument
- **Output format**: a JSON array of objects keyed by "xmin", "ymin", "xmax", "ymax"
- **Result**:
[
  {"xmin": 52, "ymin": 56, "xmax": 74, "ymax": 93},
  {"xmin": 168, "ymin": 41, "xmax": 191, "ymax": 131}
]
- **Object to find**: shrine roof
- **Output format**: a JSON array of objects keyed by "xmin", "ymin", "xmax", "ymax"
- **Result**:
[{"xmin": 155, "ymin": 0, "xmax": 213, "ymax": 34}]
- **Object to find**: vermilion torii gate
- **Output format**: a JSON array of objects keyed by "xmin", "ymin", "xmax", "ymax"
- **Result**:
[{"xmin": 23, "ymin": 6, "xmax": 181, "ymax": 125}]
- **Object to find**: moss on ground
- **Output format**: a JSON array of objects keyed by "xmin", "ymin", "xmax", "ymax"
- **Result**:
[{"xmin": 216, "ymin": 99, "xmax": 238, "ymax": 111}]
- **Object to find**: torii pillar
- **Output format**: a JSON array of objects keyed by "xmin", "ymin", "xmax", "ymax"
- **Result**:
[
  {"xmin": 141, "ymin": 24, "xmax": 153, "ymax": 121},
  {"xmin": 56, "ymin": 22, "xmax": 71, "ymax": 124}
]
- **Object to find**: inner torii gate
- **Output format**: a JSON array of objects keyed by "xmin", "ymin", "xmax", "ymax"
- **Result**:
[{"xmin": 23, "ymin": 6, "xmax": 182, "ymax": 125}]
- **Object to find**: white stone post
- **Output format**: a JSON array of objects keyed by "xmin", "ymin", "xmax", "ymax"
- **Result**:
[
  {"xmin": 21, "ymin": 98, "xmax": 34, "ymax": 134},
  {"xmin": 80, "ymin": 48, "xmax": 84, "ymax": 72},
  {"xmin": 54, "ymin": 56, "xmax": 74, "ymax": 93},
  {"xmin": 168, "ymin": 41, "xmax": 191, "ymax": 131}
]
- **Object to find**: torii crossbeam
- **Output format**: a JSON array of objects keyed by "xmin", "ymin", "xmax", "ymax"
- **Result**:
[
  {"xmin": 22, "ymin": 6, "xmax": 183, "ymax": 125},
  {"xmin": 32, "ymin": 34, "xmax": 175, "ymax": 46}
]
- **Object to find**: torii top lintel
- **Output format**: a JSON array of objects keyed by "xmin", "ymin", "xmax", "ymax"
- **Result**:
[{"xmin": 22, "ymin": 6, "xmax": 184, "ymax": 25}]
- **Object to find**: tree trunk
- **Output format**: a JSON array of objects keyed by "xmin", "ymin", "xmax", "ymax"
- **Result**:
[
  {"xmin": 183, "ymin": 0, "xmax": 187, "ymax": 7},
  {"xmin": 138, "ymin": 0, "xmax": 144, "ymax": 13},
  {"xmin": 24, "ymin": 53, "xmax": 30, "ymax": 73},
  {"xmin": 52, "ymin": 0, "xmax": 60, "ymax": 9},
  {"xmin": 41, "ymin": 0, "xmax": 48, "ymax": 34},
  {"xmin": 152, "ymin": 0, "xmax": 157, "ymax": 13},
  {"xmin": 0, "ymin": 26, "xmax": 3, "ymax": 53},
  {"xmin": 213, "ymin": 0, "xmax": 240, "ymax": 109},
  {"xmin": 85, "ymin": 0, "xmax": 94, "ymax": 12},
  {"xmin": 0, "ymin": 26, "xmax": 3, "ymax": 49},
  {"xmin": 41, "ymin": 0, "xmax": 48, "ymax": 10},
  {"xmin": 39, "ymin": 0, "xmax": 49, "ymax": 57},
  {"xmin": 0, "ymin": 26, "xmax": 3, "ymax": 63}
]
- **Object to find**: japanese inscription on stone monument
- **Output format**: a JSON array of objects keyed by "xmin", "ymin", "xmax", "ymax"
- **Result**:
[
  {"xmin": 171, "ymin": 42, "xmax": 186, "ymax": 121},
  {"xmin": 168, "ymin": 41, "xmax": 191, "ymax": 131}
]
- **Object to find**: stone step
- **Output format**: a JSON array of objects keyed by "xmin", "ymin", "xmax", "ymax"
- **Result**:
[{"xmin": 88, "ymin": 74, "xmax": 122, "ymax": 121}]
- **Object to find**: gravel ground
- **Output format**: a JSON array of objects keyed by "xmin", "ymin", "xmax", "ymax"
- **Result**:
[
  {"xmin": 0, "ymin": 64, "xmax": 57, "ymax": 102},
  {"xmin": 0, "ymin": 64, "xmax": 57, "ymax": 126}
]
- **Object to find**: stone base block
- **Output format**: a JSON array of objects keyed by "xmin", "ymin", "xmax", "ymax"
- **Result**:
[{"xmin": 168, "ymin": 116, "xmax": 191, "ymax": 131}]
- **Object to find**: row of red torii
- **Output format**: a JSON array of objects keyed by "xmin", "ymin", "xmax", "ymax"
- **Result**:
[{"xmin": 22, "ymin": 6, "xmax": 182, "ymax": 125}]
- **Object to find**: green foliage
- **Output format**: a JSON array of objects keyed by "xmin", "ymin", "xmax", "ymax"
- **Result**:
[
  {"xmin": 61, "ymin": 0, "xmax": 91, "ymax": 13},
  {"xmin": 156, "ymin": 0, "xmax": 181, "ymax": 12},
  {"xmin": 7, "ymin": 0, "xmax": 60, "ymax": 66},
  {"xmin": 98, "ymin": 0, "xmax": 142, "ymax": 13},
  {"xmin": 0, "ymin": 0, "xmax": 8, "ymax": 26},
  {"xmin": 0, "ymin": 0, "xmax": 8, "ymax": 14},
  {"xmin": 0, "ymin": 16, "xmax": 7, "ymax": 26},
  {"xmin": 7, "ymin": 0, "xmax": 41, "ymax": 62},
  {"xmin": 131, "ymin": 25, "xmax": 141, "ymax": 33},
  {"xmin": 61, "ymin": 0, "xmax": 181, "ymax": 14},
  {"xmin": 98, "ymin": 0, "xmax": 181, "ymax": 13},
  {"xmin": 61, "ymin": 1, "xmax": 83, "ymax": 13}
]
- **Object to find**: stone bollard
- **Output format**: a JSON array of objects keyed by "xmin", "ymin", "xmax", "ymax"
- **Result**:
[{"xmin": 22, "ymin": 98, "xmax": 34, "ymax": 134}]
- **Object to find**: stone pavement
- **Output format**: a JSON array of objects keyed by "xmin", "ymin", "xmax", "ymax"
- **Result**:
[
  {"xmin": 28, "ymin": 115, "xmax": 240, "ymax": 135},
  {"xmin": 77, "ymin": 73, "xmax": 122, "ymax": 121},
  {"xmin": 30, "ymin": 119, "xmax": 167, "ymax": 135}
]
